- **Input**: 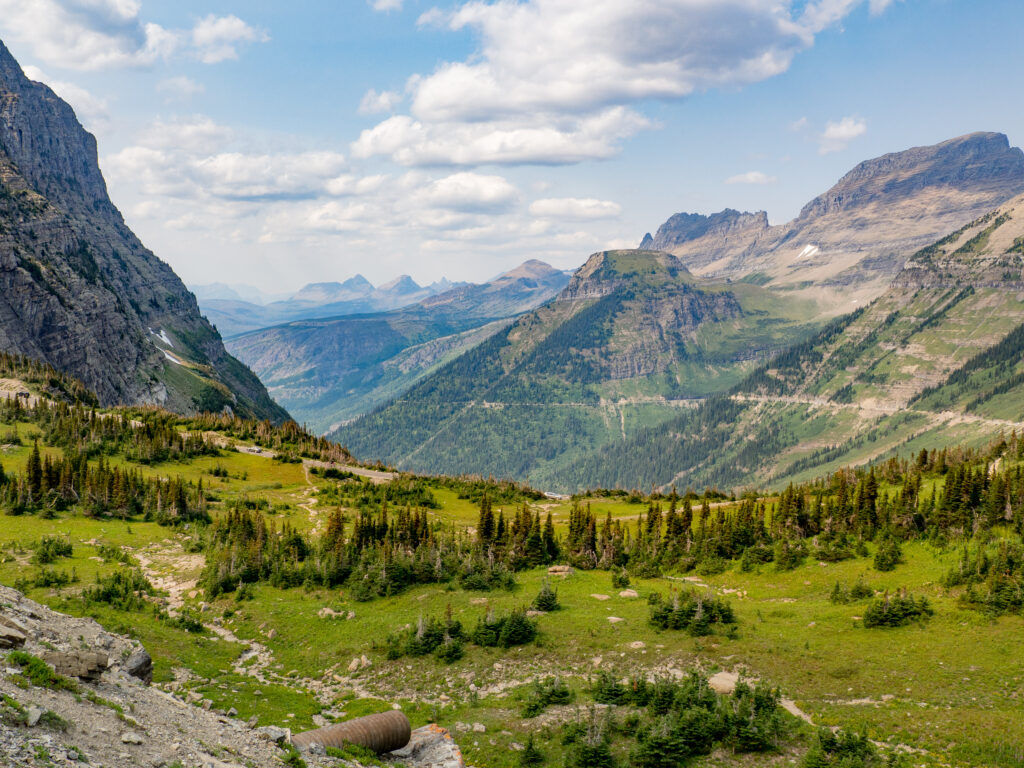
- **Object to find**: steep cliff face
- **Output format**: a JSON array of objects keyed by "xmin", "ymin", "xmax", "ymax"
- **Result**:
[
  {"xmin": 639, "ymin": 210, "xmax": 769, "ymax": 254},
  {"xmin": 0, "ymin": 41, "xmax": 287, "ymax": 421},
  {"xmin": 645, "ymin": 133, "xmax": 1024, "ymax": 310}
]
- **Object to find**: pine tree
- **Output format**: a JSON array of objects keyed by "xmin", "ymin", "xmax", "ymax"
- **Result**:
[
  {"xmin": 26, "ymin": 441, "xmax": 42, "ymax": 502},
  {"xmin": 477, "ymin": 494, "xmax": 495, "ymax": 545}
]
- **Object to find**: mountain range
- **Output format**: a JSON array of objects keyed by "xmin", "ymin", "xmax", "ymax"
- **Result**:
[
  {"xmin": 570, "ymin": 191, "xmax": 1024, "ymax": 491},
  {"xmin": 0, "ymin": 41, "xmax": 285, "ymax": 421},
  {"xmin": 335, "ymin": 132, "xmax": 1024, "ymax": 491},
  {"xmin": 227, "ymin": 259, "xmax": 571, "ymax": 432},
  {"xmin": 641, "ymin": 132, "xmax": 1024, "ymax": 309},
  {"xmin": 195, "ymin": 273, "xmax": 464, "ymax": 338}
]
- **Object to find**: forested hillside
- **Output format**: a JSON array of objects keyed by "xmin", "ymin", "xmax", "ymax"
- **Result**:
[{"xmin": 334, "ymin": 250, "xmax": 820, "ymax": 483}]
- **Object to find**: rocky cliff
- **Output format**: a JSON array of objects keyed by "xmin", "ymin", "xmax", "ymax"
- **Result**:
[
  {"xmin": 0, "ymin": 40, "xmax": 287, "ymax": 421},
  {"xmin": 645, "ymin": 132, "xmax": 1024, "ymax": 310}
]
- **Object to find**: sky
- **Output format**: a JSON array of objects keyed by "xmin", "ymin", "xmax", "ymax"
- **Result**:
[{"xmin": 1, "ymin": 0, "xmax": 1023, "ymax": 295}]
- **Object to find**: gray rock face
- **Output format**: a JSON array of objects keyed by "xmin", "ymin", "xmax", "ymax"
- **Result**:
[
  {"xmin": 124, "ymin": 649, "xmax": 153, "ymax": 684},
  {"xmin": 641, "ymin": 209, "xmax": 769, "ymax": 253},
  {"xmin": 40, "ymin": 650, "xmax": 108, "ymax": 681},
  {"xmin": 0, "ymin": 39, "xmax": 287, "ymax": 422}
]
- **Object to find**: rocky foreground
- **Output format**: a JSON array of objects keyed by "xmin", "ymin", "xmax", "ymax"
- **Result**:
[{"xmin": 0, "ymin": 585, "xmax": 465, "ymax": 768}]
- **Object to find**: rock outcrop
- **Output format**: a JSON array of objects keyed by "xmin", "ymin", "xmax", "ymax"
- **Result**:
[
  {"xmin": 0, "ymin": 39, "xmax": 287, "ymax": 421},
  {"xmin": 645, "ymin": 132, "xmax": 1024, "ymax": 310},
  {"xmin": 0, "ymin": 584, "xmax": 464, "ymax": 768}
]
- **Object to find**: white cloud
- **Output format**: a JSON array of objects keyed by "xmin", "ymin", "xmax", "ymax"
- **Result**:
[
  {"xmin": 21, "ymin": 65, "xmax": 109, "ymax": 130},
  {"xmin": 137, "ymin": 115, "xmax": 234, "ymax": 153},
  {"xmin": 819, "ymin": 116, "xmax": 867, "ymax": 154},
  {"xmin": 725, "ymin": 171, "xmax": 777, "ymax": 185},
  {"xmin": 869, "ymin": 0, "xmax": 899, "ymax": 15},
  {"xmin": 353, "ymin": 107, "xmax": 650, "ymax": 166},
  {"xmin": 790, "ymin": 116, "xmax": 809, "ymax": 132},
  {"xmin": 191, "ymin": 14, "xmax": 268, "ymax": 65},
  {"xmin": 358, "ymin": 89, "xmax": 403, "ymax": 115},
  {"xmin": 355, "ymin": 0, "xmax": 887, "ymax": 167},
  {"xmin": 418, "ymin": 172, "xmax": 519, "ymax": 212},
  {"xmin": 529, "ymin": 198, "xmax": 622, "ymax": 220},
  {"xmin": 370, "ymin": 0, "xmax": 403, "ymax": 11},
  {"xmin": 0, "ymin": 1, "xmax": 266, "ymax": 70},
  {"xmin": 157, "ymin": 76, "xmax": 205, "ymax": 100}
]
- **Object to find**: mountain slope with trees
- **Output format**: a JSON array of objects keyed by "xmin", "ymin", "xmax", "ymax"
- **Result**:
[
  {"xmin": 556, "ymin": 193, "xmax": 1024, "ymax": 492},
  {"xmin": 334, "ymin": 250, "xmax": 820, "ymax": 481},
  {"xmin": 227, "ymin": 260, "xmax": 571, "ymax": 431}
]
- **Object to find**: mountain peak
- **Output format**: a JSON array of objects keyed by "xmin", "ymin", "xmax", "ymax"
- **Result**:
[
  {"xmin": 379, "ymin": 274, "xmax": 421, "ymax": 294},
  {"xmin": 799, "ymin": 131, "xmax": 1024, "ymax": 220},
  {"xmin": 560, "ymin": 249, "xmax": 691, "ymax": 301},
  {"xmin": 498, "ymin": 259, "xmax": 561, "ymax": 282},
  {"xmin": 642, "ymin": 209, "xmax": 768, "ymax": 252},
  {"xmin": 0, "ymin": 40, "xmax": 111, "ymax": 216}
]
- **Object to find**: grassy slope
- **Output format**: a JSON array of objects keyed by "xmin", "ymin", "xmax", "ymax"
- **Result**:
[{"xmin": 3, "ymin": 420, "xmax": 1023, "ymax": 766}]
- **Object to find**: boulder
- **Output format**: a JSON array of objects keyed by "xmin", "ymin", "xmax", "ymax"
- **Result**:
[
  {"xmin": 124, "ymin": 648, "xmax": 153, "ymax": 684},
  {"xmin": 42, "ymin": 650, "xmax": 107, "ymax": 681}
]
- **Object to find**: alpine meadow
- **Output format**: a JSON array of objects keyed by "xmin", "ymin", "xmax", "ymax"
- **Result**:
[{"xmin": 0, "ymin": 3, "xmax": 1023, "ymax": 768}]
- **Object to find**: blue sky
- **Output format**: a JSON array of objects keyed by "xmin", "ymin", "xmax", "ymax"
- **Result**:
[{"xmin": 1, "ymin": 0, "xmax": 1022, "ymax": 294}]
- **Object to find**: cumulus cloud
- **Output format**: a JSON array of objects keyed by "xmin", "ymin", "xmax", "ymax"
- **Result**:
[
  {"xmin": 353, "ymin": 107, "xmax": 650, "ymax": 166},
  {"xmin": 0, "ymin": 0, "xmax": 266, "ymax": 70},
  {"xmin": 191, "ymin": 14, "xmax": 268, "ymax": 65},
  {"xmin": 725, "ymin": 171, "xmax": 777, "ymax": 185},
  {"xmin": 529, "ymin": 198, "xmax": 622, "ymax": 220},
  {"xmin": 418, "ymin": 172, "xmax": 519, "ymax": 212},
  {"xmin": 21, "ymin": 65, "xmax": 109, "ymax": 130},
  {"xmin": 157, "ymin": 76, "xmax": 205, "ymax": 100},
  {"xmin": 356, "ymin": 0, "xmax": 889, "ymax": 166},
  {"xmin": 819, "ymin": 116, "xmax": 867, "ymax": 154},
  {"xmin": 358, "ymin": 89, "xmax": 403, "ymax": 115},
  {"xmin": 370, "ymin": 0, "xmax": 403, "ymax": 11}
]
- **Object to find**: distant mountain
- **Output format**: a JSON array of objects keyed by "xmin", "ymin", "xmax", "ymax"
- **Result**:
[
  {"xmin": 190, "ymin": 283, "xmax": 289, "ymax": 305},
  {"xmin": 227, "ymin": 260, "xmax": 571, "ymax": 432},
  {"xmin": 0, "ymin": 40, "xmax": 287, "ymax": 421},
  {"xmin": 566, "ymin": 193, "xmax": 1024, "ymax": 492},
  {"xmin": 197, "ymin": 272, "xmax": 464, "ymax": 337},
  {"xmin": 290, "ymin": 275, "xmax": 374, "ymax": 304},
  {"xmin": 333, "ymin": 250, "xmax": 820, "ymax": 482},
  {"xmin": 643, "ymin": 132, "xmax": 1024, "ymax": 309}
]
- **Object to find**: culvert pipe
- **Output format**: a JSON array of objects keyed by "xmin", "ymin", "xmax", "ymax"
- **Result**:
[{"xmin": 290, "ymin": 710, "xmax": 411, "ymax": 754}]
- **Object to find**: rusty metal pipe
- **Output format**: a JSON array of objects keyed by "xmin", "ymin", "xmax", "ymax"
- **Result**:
[{"xmin": 290, "ymin": 710, "xmax": 411, "ymax": 754}]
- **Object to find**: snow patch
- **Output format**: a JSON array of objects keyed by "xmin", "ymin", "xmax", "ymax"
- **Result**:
[
  {"xmin": 797, "ymin": 244, "xmax": 820, "ymax": 260},
  {"xmin": 163, "ymin": 350, "xmax": 183, "ymax": 366},
  {"xmin": 149, "ymin": 328, "xmax": 174, "ymax": 348}
]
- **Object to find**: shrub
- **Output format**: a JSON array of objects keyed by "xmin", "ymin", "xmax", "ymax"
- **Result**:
[
  {"xmin": 31, "ymin": 536, "xmax": 73, "ymax": 565},
  {"xmin": 531, "ymin": 580, "xmax": 560, "ymax": 612},
  {"xmin": 873, "ymin": 536, "xmax": 903, "ymax": 572},
  {"xmin": 81, "ymin": 569, "xmax": 156, "ymax": 612},
  {"xmin": 648, "ymin": 590, "xmax": 735, "ymax": 635},
  {"xmin": 521, "ymin": 676, "xmax": 573, "ymax": 717},
  {"xmin": 518, "ymin": 735, "xmax": 545, "ymax": 767},
  {"xmin": 863, "ymin": 591, "xmax": 933, "ymax": 627}
]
